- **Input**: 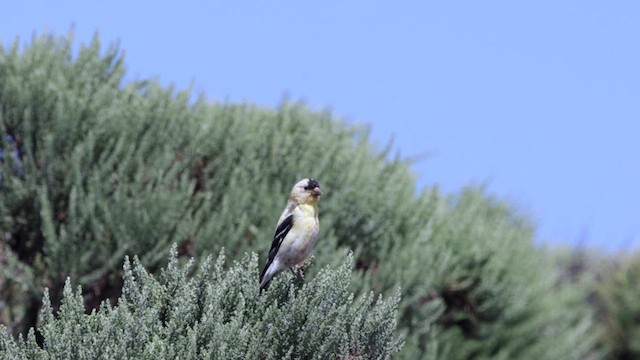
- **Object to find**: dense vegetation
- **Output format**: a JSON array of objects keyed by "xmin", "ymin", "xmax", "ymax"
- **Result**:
[{"xmin": 0, "ymin": 33, "xmax": 637, "ymax": 359}]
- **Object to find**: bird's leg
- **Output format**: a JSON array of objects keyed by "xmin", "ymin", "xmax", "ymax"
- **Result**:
[
  {"xmin": 288, "ymin": 264, "xmax": 306, "ymax": 281},
  {"xmin": 295, "ymin": 263, "xmax": 305, "ymax": 280},
  {"xmin": 288, "ymin": 265, "xmax": 305, "ymax": 288}
]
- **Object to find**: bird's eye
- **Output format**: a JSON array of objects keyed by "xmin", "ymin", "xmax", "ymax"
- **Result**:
[{"xmin": 304, "ymin": 179, "xmax": 319, "ymax": 190}]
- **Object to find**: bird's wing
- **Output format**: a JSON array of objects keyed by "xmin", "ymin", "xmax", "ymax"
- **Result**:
[{"xmin": 260, "ymin": 213, "xmax": 294, "ymax": 281}]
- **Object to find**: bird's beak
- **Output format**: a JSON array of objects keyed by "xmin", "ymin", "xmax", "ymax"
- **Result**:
[{"xmin": 311, "ymin": 186, "xmax": 323, "ymax": 196}]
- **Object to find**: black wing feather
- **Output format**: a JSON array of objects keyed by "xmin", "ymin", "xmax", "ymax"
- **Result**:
[{"xmin": 259, "ymin": 214, "xmax": 294, "ymax": 282}]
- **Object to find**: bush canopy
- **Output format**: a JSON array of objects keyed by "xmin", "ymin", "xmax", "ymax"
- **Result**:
[{"xmin": 0, "ymin": 32, "xmax": 609, "ymax": 359}]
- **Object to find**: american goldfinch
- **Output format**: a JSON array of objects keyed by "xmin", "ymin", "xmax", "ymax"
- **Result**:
[{"xmin": 259, "ymin": 178, "xmax": 323, "ymax": 291}]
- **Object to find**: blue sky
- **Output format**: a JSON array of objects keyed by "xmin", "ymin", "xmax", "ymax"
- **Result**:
[{"xmin": 2, "ymin": 1, "xmax": 639, "ymax": 251}]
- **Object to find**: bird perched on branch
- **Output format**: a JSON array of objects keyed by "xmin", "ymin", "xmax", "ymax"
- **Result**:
[{"xmin": 259, "ymin": 178, "xmax": 323, "ymax": 291}]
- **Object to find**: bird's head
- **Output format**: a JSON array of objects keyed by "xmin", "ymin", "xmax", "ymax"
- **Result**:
[{"xmin": 291, "ymin": 178, "xmax": 323, "ymax": 204}]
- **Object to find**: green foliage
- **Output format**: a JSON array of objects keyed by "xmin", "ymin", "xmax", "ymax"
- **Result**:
[
  {"xmin": 368, "ymin": 189, "xmax": 596, "ymax": 360},
  {"xmin": 0, "ymin": 31, "xmax": 414, "ymax": 336},
  {"xmin": 593, "ymin": 253, "xmax": 640, "ymax": 359},
  {"xmin": 1, "ymin": 32, "xmax": 206, "ymax": 333},
  {"xmin": 0, "ymin": 247, "xmax": 401, "ymax": 359},
  {"xmin": 552, "ymin": 247, "xmax": 640, "ymax": 360},
  {"xmin": 0, "ymin": 32, "xmax": 601, "ymax": 358}
]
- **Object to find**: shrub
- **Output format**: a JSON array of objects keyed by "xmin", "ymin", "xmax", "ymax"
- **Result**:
[
  {"xmin": 561, "ymin": 249, "xmax": 640, "ymax": 360},
  {"xmin": 368, "ymin": 189, "xmax": 596, "ymax": 359},
  {"xmin": 1, "ymin": 32, "xmax": 598, "ymax": 358},
  {"xmin": 0, "ymin": 246, "xmax": 401, "ymax": 359}
]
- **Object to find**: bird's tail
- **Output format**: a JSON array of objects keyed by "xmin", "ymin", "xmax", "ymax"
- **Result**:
[{"xmin": 259, "ymin": 265, "xmax": 273, "ymax": 292}]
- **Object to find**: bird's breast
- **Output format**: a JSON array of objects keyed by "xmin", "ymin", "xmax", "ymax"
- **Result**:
[{"xmin": 281, "ymin": 212, "xmax": 319, "ymax": 266}]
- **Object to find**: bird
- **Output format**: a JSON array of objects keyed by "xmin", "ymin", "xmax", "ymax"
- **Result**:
[{"xmin": 259, "ymin": 178, "xmax": 323, "ymax": 291}]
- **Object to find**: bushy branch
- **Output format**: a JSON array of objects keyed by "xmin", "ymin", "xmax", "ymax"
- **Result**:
[{"xmin": 0, "ymin": 247, "xmax": 401, "ymax": 359}]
